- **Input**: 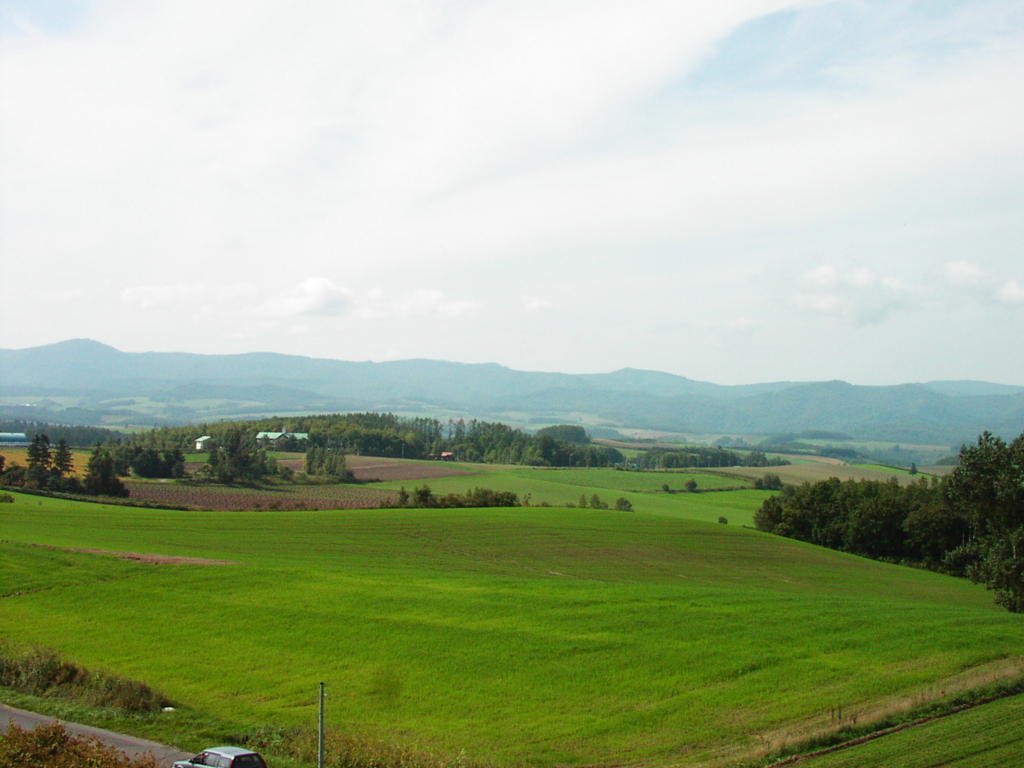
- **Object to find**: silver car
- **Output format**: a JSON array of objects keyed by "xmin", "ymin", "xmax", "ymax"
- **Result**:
[{"xmin": 173, "ymin": 746, "xmax": 268, "ymax": 768}]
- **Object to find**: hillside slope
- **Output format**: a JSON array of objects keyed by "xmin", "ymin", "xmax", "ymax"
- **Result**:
[{"xmin": 2, "ymin": 493, "xmax": 1023, "ymax": 767}]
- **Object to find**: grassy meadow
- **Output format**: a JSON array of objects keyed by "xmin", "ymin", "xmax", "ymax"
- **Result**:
[
  {"xmin": 371, "ymin": 465, "xmax": 770, "ymax": 525},
  {"xmin": 711, "ymin": 462, "xmax": 937, "ymax": 487},
  {"xmin": 2, "ymin": 489, "xmax": 1023, "ymax": 767}
]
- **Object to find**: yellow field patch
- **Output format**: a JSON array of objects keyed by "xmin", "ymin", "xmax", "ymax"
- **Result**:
[{"xmin": 0, "ymin": 447, "xmax": 90, "ymax": 477}]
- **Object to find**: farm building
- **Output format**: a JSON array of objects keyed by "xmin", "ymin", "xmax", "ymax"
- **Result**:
[
  {"xmin": 0, "ymin": 432, "xmax": 29, "ymax": 446},
  {"xmin": 194, "ymin": 435, "xmax": 213, "ymax": 451},
  {"xmin": 255, "ymin": 431, "xmax": 309, "ymax": 447}
]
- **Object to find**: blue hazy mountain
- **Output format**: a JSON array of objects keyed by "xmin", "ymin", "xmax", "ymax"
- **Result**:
[{"xmin": 1, "ymin": 339, "xmax": 1021, "ymax": 444}]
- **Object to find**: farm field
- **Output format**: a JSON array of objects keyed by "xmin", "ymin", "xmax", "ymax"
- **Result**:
[
  {"xmin": 0, "ymin": 447, "xmax": 90, "ymax": 476},
  {"xmin": 344, "ymin": 454, "xmax": 481, "ymax": 482},
  {"xmin": 2, "ymin": 491, "xmax": 1023, "ymax": 767},
  {"xmin": 850, "ymin": 463, "xmax": 921, "ymax": 477},
  {"xmin": 123, "ymin": 479, "xmax": 398, "ymax": 510},
  {"xmin": 711, "ymin": 462, "xmax": 938, "ymax": 487},
  {"xmin": 798, "ymin": 693, "xmax": 1024, "ymax": 767},
  {"xmin": 124, "ymin": 457, "xmax": 771, "ymax": 520},
  {"xmin": 370, "ymin": 465, "xmax": 770, "ymax": 525}
]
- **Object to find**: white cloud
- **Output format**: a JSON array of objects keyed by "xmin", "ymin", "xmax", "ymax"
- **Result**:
[
  {"xmin": 796, "ymin": 291, "xmax": 844, "ymax": 315},
  {"xmin": 802, "ymin": 265, "xmax": 841, "ymax": 287},
  {"xmin": 357, "ymin": 288, "xmax": 480, "ymax": 320},
  {"xmin": 941, "ymin": 261, "xmax": 1024, "ymax": 306},
  {"xmin": 943, "ymin": 261, "xmax": 987, "ymax": 286},
  {"xmin": 402, "ymin": 290, "xmax": 479, "ymax": 318},
  {"xmin": 997, "ymin": 280, "xmax": 1024, "ymax": 305},
  {"xmin": 3, "ymin": 1, "xmax": 1023, "ymax": 383},
  {"xmin": 522, "ymin": 295, "xmax": 557, "ymax": 313},
  {"xmin": 120, "ymin": 282, "xmax": 258, "ymax": 312},
  {"xmin": 266, "ymin": 277, "xmax": 352, "ymax": 318},
  {"xmin": 120, "ymin": 283, "xmax": 209, "ymax": 310},
  {"xmin": 725, "ymin": 316, "xmax": 752, "ymax": 330},
  {"xmin": 796, "ymin": 264, "xmax": 907, "ymax": 324}
]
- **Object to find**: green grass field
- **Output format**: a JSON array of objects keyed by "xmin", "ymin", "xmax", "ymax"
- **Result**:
[
  {"xmin": 712, "ymin": 463, "xmax": 933, "ymax": 487},
  {"xmin": 2, "ymin": 490, "xmax": 1023, "ymax": 767},
  {"xmin": 371, "ymin": 466, "xmax": 769, "ymax": 525},
  {"xmin": 798, "ymin": 693, "xmax": 1024, "ymax": 767}
]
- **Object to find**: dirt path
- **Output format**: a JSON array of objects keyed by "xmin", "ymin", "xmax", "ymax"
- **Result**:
[
  {"xmin": 21, "ymin": 541, "xmax": 235, "ymax": 565},
  {"xmin": 0, "ymin": 702, "xmax": 192, "ymax": 766}
]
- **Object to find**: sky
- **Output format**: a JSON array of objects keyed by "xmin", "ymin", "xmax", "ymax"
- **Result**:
[{"xmin": 1, "ymin": 0, "xmax": 1022, "ymax": 385}]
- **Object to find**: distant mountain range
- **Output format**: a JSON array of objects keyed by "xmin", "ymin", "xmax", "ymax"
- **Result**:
[{"xmin": 2, "ymin": 339, "xmax": 1023, "ymax": 445}]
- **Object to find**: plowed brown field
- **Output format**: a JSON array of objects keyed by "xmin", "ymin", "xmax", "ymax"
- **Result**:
[
  {"xmin": 344, "ymin": 455, "xmax": 478, "ymax": 482},
  {"xmin": 124, "ymin": 480, "xmax": 397, "ymax": 511}
]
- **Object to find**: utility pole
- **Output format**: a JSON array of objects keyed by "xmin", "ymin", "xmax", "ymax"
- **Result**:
[{"xmin": 318, "ymin": 682, "xmax": 325, "ymax": 768}]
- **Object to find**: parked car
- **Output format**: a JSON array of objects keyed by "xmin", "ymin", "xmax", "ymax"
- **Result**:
[{"xmin": 173, "ymin": 746, "xmax": 268, "ymax": 768}]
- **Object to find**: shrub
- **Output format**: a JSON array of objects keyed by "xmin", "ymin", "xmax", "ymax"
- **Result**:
[
  {"xmin": 0, "ymin": 722, "xmax": 159, "ymax": 767},
  {"xmin": 0, "ymin": 647, "xmax": 169, "ymax": 712},
  {"xmin": 396, "ymin": 485, "xmax": 519, "ymax": 509},
  {"xmin": 0, "ymin": 493, "xmax": 13, "ymax": 503},
  {"xmin": 753, "ymin": 473, "xmax": 783, "ymax": 490},
  {"xmin": 240, "ymin": 723, "xmax": 477, "ymax": 768}
]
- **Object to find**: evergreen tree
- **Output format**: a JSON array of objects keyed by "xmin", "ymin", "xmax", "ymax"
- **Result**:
[
  {"xmin": 83, "ymin": 445, "xmax": 128, "ymax": 497},
  {"xmin": 205, "ymin": 427, "xmax": 269, "ymax": 483},
  {"xmin": 52, "ymin": 440, "xmax": 74, "ymax": 477},
  {"xmin": 26, "ymin": 433, "xmax": 52, "ymax": 486}
]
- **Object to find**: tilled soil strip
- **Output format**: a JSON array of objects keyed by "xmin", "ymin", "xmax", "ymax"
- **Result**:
[{"xmin": 12, "ymin": 541, "xmax": 235, "ymax": 565}]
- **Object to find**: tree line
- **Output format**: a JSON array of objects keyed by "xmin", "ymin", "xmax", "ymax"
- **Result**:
[
  {"xmin": 0, "ymin": 420, "xmax": 123, "ymax": 446},
  {"xmin": 755, "ymin": 431, "xmax": 1024, "ymax": 612},
  {"xmin": 130, "ymin": 415, "xmax": 625, "ymax": 468},
  {"xmin": 394, "ymin": 485, "xmax": 521, "ymax": 509},
  {"xmin": 0, "ymin": 434, "xmax": 127, "ymax": 497},
  {"xmin": 636, "ymin": 447, "xmax": 789, "ymax": 469}
]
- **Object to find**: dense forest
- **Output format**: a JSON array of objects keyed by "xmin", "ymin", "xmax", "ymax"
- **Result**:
[
  {"xmin": 130, "ymin": 414, "xmax": 625, "ymax": 468},
  {"xmin": 755, "ymin": 431, "xmax": 1024, "ymax": 612},
  {"xmin": 0, "ymin": 420, "xmax": 123, "ymax": 446}
]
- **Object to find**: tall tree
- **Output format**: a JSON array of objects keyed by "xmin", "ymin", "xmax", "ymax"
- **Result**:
[
  {"xmin": 945, "ymin": 431, "xmax": 1024, "ymax": 612},
  {"xmin": 52, "ymin": 440, "xmax": 74, "ymax": 477},
  {"xmin": 26, "ymin": 433, "xmax": 52, "ymax": 472},
  {"xmin": 83, "ymin": 445, "xmax": 128, "ymax": 497},
  {"xmin": 25, "ymin": 433, "xmax": 52, "ymax": 486}
]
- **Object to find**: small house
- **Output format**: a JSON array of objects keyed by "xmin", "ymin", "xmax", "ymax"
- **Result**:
[
  {"xmin": 255, "ymin": 431, "xmax": 309, "ymax": 447},
  {"xmin": 194, "ymin": 435, "xmax": 213, "ymax": 451}
]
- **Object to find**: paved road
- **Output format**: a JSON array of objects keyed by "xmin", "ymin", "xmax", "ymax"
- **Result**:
[{"xmin": 0, "ymin": 702, "xmax": 192, "ymax": 766}]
